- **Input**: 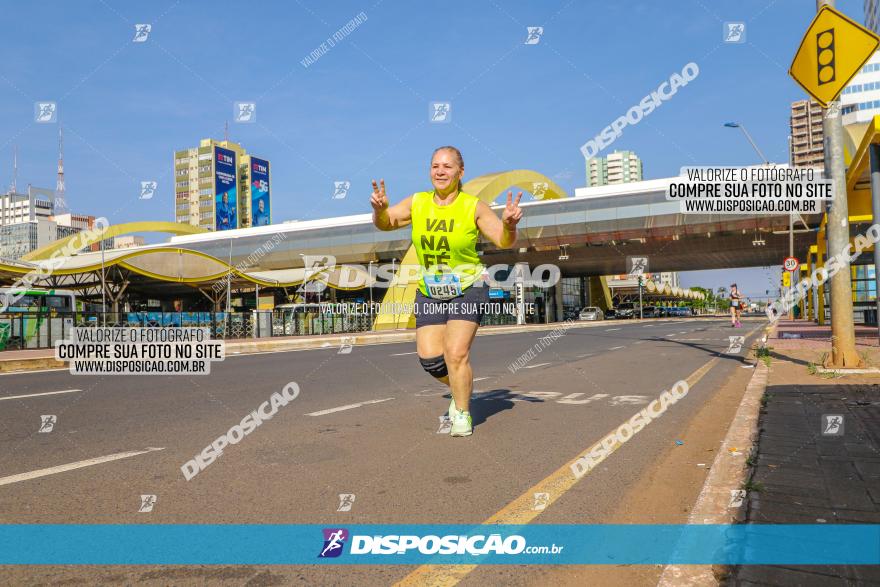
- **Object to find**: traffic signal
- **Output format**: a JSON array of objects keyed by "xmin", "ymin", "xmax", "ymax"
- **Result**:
[
  {"xmin": 816, "ymin": 28, "xmax": 836, "ymax": 86},
  {"xmin": 638, "ymin": 276, "xmax": 644, "ymax": 287}
]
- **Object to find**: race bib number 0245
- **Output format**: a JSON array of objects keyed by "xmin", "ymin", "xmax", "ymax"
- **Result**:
[{"xmin": 424, "ymin": 273, "xmax": 462, "ymax": 300}]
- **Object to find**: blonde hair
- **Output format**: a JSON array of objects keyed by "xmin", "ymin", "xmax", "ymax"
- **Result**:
[{"xmin": 431, "ymin": 146, "xmax": 464, "ymax": 191}]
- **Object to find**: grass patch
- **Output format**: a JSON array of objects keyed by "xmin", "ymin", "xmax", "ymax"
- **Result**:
[
  {"xmin": 807, "ymin": 362, "xmax": 818, "ymax": 375},
  {"xmin": 755, "ymin": 345, "xmax": 773, "ymax": 367},
  {"xmin": 741, "ymin": 480, "xmax": 764, "ymax": 493},
  {"xmin": 760, "ymin": 392, "xmax": 773, "ymax": 408}
]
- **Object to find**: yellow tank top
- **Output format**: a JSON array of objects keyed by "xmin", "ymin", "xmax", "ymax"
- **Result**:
[{"xmin": 410, "ymin": 190, "xmax": 484, "ymax": 296}]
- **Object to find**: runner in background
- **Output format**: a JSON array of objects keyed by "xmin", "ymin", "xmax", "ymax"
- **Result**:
[{"xmin": 729, "ymin": 283, "xmax": 743, "ymax": 328}]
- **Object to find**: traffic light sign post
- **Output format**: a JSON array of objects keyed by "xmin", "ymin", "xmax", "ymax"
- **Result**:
[
  {"xmin": 788, "ymin": 1, "xmax": 871, "ymax": 367},
  {"xmin": 638, "ymin": 275, "xmax": 644, "ymax": 320}
]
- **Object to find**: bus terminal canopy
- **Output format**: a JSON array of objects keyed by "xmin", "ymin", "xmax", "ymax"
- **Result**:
[
  {"xmin": 0, "ymin": 244, "xmax": 377, "ymax": 295},
  {"xmin": 0, "ymin": 168, "xmax": 822, "ymax": 301}
]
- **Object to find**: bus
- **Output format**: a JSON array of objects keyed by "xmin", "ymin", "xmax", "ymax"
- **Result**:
[{"xmin": 0, "ymin": 288, "xmax": 77, "ymax": 350}]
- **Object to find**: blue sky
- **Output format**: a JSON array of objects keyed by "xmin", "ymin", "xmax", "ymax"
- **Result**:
[{"xmin": 0, "ymin": 0, "xmax": 863, "ymax": 298}]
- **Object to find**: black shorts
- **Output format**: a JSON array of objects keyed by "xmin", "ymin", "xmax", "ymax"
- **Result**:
[{"xmin": 415, "ymin": 283, "xmax": 491, "ymax": 327}]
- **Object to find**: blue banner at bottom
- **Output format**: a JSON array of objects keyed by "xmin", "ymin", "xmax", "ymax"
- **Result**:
[{"xmin": 0, "ymin": 525, "xmax": 878, "ymax": 565}]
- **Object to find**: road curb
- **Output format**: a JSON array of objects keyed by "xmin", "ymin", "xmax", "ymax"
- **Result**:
[
  {"xmin": 0, "ymin": 357, "xmax": 65, "ymax": 373},
  {"xmin": 656, "ymin": 323, "xmax": 774, "ymax": 587},
  {"xmin": 0, "ymin": 316, "xmax": 744, "ymax": 373}
]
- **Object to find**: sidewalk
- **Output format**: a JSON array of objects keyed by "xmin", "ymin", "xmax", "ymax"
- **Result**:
[
  {"xmin": 775, "ymin": 319, "xmax": 879, "ymax": 347},
  {"xmin": 729, "ymin": 320, "xmax": 880, "ymax": 585}
]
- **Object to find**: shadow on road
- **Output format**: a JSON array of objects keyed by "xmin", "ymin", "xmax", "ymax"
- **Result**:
[
  {"xmin": 444, "ymin": 389, "xmax": 539, "ymax": 426},
  {"xmin": 649, "ymin": 334, "xmax": 753, "ymax": 365}
]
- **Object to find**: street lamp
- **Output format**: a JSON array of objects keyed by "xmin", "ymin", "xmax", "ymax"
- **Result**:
[
  {"xmin": 100, "ymin": 235, "xmax": 106, "ymax": 325},
  {"xmin": 725, "ymin": 121, "xmax": 796, "ymax": 317},
  {"xmin": 723, "ymin": 122, "xmax": 769, "ymax": 164}
]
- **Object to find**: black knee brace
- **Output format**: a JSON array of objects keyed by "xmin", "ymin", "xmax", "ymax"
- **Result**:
[{"xmin": 419, "ymin": 354, "xmax": 448, "ymax": 379}]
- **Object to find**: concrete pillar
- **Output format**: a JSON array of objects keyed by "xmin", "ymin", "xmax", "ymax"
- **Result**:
[{"xmin": 554, "ymin": 282, "xmax": 564, "ymax": 322}]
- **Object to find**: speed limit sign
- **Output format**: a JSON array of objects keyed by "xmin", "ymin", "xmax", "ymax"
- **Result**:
[{"xmin": 783, "ymin": 257, "xmax": 799, "ymax": 272}]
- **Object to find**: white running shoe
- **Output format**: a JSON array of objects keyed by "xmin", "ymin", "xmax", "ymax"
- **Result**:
[{"xmin": 450, "ymin": 411, "xmax": 473, "ymax": 437}]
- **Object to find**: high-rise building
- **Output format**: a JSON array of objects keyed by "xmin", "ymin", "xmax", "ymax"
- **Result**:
[
  {"xmin": 174, "ymin": 139, "xmax": 271, "ymax": 231},
  {"xmin": 841, "ymin": 51, "xmax": 880, "ymax": 126},
  {"xmin": 789, "ymin": 99, "xmax": 825, "ymax": 169},
  {"xmin": 0, "ymin": 187, "xmax": 55, "ymax": 225},
  {"xmin": 867, "ymin": 0, "xmax": 879, "ymax": 34},
  {"xmin": 586, "ymin": 150, "xmax": 642, "ymax": 187},
  {"xmin": 0, "ymin": 212, "xmax": 100, "ymax": 261}
]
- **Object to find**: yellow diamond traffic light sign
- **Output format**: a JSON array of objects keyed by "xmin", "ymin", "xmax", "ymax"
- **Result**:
[{"xmin": 789, "ymin": 6, "xmax": 880, "ymax": 107}]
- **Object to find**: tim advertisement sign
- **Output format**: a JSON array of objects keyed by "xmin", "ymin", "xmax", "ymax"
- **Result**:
[
  {"xmin": 214, "ymin": 146, "xmax": 237, "ymax": 231},
  {"xmin": 250, "ymin": 157, "xmax": 270, "ymax": 227}
]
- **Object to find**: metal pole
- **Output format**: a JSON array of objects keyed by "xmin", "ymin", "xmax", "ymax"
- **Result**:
[
  {"xmin": 226, "ymin": 239, "xmax": 232, "ymax": 314},
  {"xmin": 789, "ymin": 133, "xmax": 796, "ymax": 320},
  {"xmin": 789, "ymin": 212, "xmax": 795, "ymax": 319},
  {"xmin": 368, "ymin": 261, "xmax": 374, "ymax": 307},
  {"xmin": 100, "ymin": 236, "xmax": 106, "ymax": 326},
  {"xmin": 638, "ymin": 279, "xmax": 643, "ymax": 319},
  {"xmin": 870, "ymin": 144, "xmax": 880, "ymax": 342},
  {"xmin": 515, "ymin": 264, "xmax": 526, "ymax": 325},
  {"xmin": 738, "ymin": 125, "xmax": 769, "ymax": 163},
  {"xmin": 820, "ymin": 0, "xmax": 862, "ymax": 367}
]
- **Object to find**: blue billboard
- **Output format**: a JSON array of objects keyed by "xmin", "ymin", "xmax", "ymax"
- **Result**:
[
  {"xmin": 214, "ymin": 146, "xmax": 237, "ymax": 231},
  {"xmin": 250, "ymin": 157, "xmax": 270, "ymax": 227}
]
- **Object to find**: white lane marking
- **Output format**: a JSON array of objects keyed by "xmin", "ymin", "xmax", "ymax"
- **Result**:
[
  {"xmin": 522, "ymin": 362, "xmax": 551, "ymax": 369},
  {"xmin": 306, "ymin": 397, "xmax": 395, "ymax": 416},
  {"xmin": 0, "ymin": 389, "xmax": 80, "ymax": 402},
  {"xmin": 415, "ymin": 390, "xmax": 446, "ymax": 397},
  {"xmin": 608, "ymin": 346, "xmax": 625, "ymax": 351},
  {"xmin": 605, "ymin": 328, "xmax": 621, "ymax": 332},
  {"xmin": 577, "ymin": 353, "xmax": 594, "ymax": 358},
  {"xmin": 633, "ymin": 340, "xmax": 645, "ymax": 345},
  {"xmin": 609, "ymin": 395, "xmax": 650, "ymax": 406},
  {"xmin": 473, "ymin": 377, "xmax": 492, "ymax": 382},
  {"xmin": 0, "ymin": 447, "xmax": 165, "ymax": 487},
  {"xmin": 390, "ymin": 351, "xmax": 418, "ymax": 356},
  {"xmin": 679, "ymin": 331, "xmax": 688, "ymax": 335}
]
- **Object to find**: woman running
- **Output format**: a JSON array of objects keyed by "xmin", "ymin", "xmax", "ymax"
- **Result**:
[
  {"xmin": 370, "ymin": 146, "xmax": 523, "ymax": 437},
  {"xmin": 729, "ymin": 283, "xmax": 743, "ymax": 328}
]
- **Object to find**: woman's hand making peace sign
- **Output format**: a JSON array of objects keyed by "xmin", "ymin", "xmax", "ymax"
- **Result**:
[
  {"xmin": 370, "ymin": 179, "xmax": 388, "ymax": 212},
  {"xmin": 501, "ymin": 190, "xmax": 523, "ymax": 229}
]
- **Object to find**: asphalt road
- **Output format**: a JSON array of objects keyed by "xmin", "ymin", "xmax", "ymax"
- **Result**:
[{"xmin": 0, "ymin": 318, "xmax": 762, "ymax": 586}]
